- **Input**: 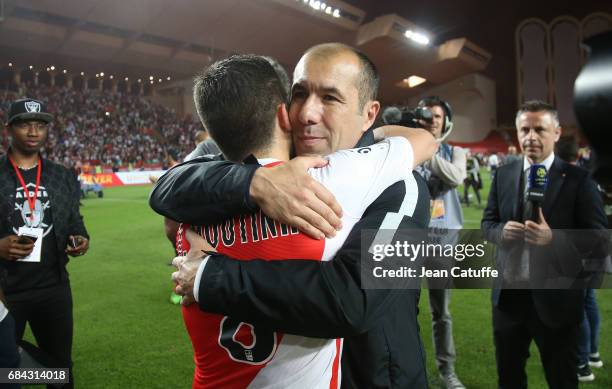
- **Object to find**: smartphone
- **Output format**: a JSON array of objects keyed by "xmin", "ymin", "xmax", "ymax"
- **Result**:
[
  {"xmin": 69, "ymin": 236, "xmax": 80, "ymax": 248},
  {"xmin": 17, "ymin": 234, "xmax": 37, "ymax": 245}
]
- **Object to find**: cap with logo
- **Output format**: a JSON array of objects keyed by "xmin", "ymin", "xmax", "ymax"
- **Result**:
[{"xmin": 7, "ymin": 98, "xmax": 54, "ymax": 125}]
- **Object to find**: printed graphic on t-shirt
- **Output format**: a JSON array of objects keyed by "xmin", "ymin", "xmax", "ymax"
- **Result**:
[{"xmin": 12, "ymin": 182, "xmax": 54, "ymax": 238}]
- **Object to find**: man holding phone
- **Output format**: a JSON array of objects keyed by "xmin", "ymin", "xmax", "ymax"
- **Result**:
[{"xmin": 0, "ymin": 98, "xmax": 89, "ymax": 388}]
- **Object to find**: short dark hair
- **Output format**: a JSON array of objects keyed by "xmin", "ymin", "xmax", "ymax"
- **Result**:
[
  {"xmin": 166, "ymin": 147, "xmax": 180, "ymax": 162},
  {"xmin": 516, "ymin": 100, "xmax": 559, "ymax": 127},
  {"xmin": 353, "ymin": 49, "xmax": 379, "ymax": 109},
  {"xmin": 305, "ymin": 43, "xmax": 379, "ymax": 110},
  {"xmin": 556, "ymin": 136, "xmax": 578, "ymax": 163},
  {"xmin": 193, "ymin": 54, "xmax": 289, "ymax": 162},
  {"xmin": 264, "ymin": 56, "xmax": 291, "ymax": 100}
]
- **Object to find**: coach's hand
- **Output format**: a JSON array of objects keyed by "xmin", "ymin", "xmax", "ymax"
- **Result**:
[
  {"xmin": 172, "ymin": 253, "xmax": 201, "ymax": 307},
  {"xmin": 172, "ymin": 229, "xmax": 213, "ymax": 306},
  {"xmin": 250, "ymin": 156, "xmax": 343, "ymax": 240},
  {"xmin": 0, "ymin": 235, "xmax": 35, "ymax": 261}
]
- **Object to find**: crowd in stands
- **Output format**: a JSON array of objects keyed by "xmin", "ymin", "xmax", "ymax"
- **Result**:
[
  {"xmin": 1, "ymin": 85, "xmax": 594, "ymax": 178},
  {"xmin": 1, "ymin": 86, "xmax": 202, "ymax": 172}
]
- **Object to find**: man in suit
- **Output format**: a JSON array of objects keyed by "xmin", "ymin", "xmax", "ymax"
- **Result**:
[{"xmin": 481, "ymin": 100, "xmax": 607, "ymax": 388}]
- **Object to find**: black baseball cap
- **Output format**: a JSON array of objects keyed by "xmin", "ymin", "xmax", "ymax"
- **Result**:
[{"xmin": 7, "ymin": 98, "xmax": 54, "ymax": 125}]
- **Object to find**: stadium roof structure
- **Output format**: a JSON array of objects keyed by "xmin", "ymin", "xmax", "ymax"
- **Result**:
[{"xmin": 0, "ymin": 0, "xmax": 491, "ymax": 103}]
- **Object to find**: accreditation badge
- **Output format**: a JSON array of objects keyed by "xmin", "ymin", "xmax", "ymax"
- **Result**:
[
  {"xmin": 430, "ymin": 199, "xmax": 446, "ymax": 220},
  {"xmin": 17, "ymin": 227, "xmax": 43, "ymax": 263}
]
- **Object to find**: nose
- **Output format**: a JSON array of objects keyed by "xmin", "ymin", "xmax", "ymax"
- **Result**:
[
  {"xmin": 27, "ymin": 126, "xmax": 40, "ymax": 136},
  {"xmin": 297, "ymin": 95, "xmax": 322, "ymax": 126},
  {"xmin": 525, "ymin": 128, "xmax": 538, "ymax": 142}
]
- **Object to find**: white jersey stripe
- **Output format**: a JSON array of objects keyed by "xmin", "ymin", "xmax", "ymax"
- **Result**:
[{"xmin": 368, "ymin": 176, "xmax": 419, "ymax": 255}]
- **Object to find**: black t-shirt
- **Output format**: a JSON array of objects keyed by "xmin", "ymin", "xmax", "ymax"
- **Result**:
[{"xmin": 3, "ymin": 167, "xmax": 62, "ymax": 294}]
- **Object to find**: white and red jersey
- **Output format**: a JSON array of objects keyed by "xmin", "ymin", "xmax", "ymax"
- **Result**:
[{"xmin": 176, "ymin": 137, "xmax": 415, "ymax": 389}]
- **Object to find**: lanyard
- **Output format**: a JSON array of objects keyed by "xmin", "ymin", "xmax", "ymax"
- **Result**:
[{"xmin": 8, "ymin": 156, "xmax": 42, "ymax": 221}]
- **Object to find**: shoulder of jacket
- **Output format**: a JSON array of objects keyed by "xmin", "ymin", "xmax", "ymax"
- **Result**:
[
  {"xmin": 561, "ymin": 162, "xmax": 593, "ymax": 183},
  {"xmin": 43, "ymin": 158, "xmax": 67, "ymax": 171},
  {"xmin": 498, "ymin": 159, "xmax": 521, "ymax": 172}
]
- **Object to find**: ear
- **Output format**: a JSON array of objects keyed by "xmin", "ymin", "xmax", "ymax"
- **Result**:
[
  {"xmin": 554, "ymin": 126, "xmax": 562, "ymax": 142},
  {"xmin": 362, "ymin": 100, "xmax": 381, "ymax": 133},
  {"xmin": 277, "ymin": 103, "xmax": 291, "ymax": 133}
]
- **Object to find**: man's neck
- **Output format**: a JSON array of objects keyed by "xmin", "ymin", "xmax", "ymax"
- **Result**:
[
  {"xmin": 252, "ymin": 140, "xmax": 291, "ymax": 162},
  {"xmin": 525, "ymin": 152, "xmax": 555, "ymax": 170},
  {"xmin": 526, "ymin": 156, "xmax": 547, "ymax": 165},
  {"xmin": 9, "ymin": 148, "xmax": 39, "ymax": 169},
  {"xmin": 252, "ymin": 149, "xmax": 290, "ymax": 162}
]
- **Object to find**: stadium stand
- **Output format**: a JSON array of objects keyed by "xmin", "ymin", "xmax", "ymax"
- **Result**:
[{"xmin": 1, "ymin": 86, "xmax": 201, "ymax": 172}]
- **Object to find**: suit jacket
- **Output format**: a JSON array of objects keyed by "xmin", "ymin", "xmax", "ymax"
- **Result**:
[{"xmin": 481, "ymin": 157, "xmax": 607, "ymax": 328}]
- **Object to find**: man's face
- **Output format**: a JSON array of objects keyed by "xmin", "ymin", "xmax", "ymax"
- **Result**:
[
  {"xmin": 289, "ymin": 52, "xmax": 374, "ymax": 155},
  {"xmin": 8, "ymin": 120, "xmax": 49, "ymax": 155},
  {"xmin": 516, "ymin": 111, "xmax": 560, "ymax": 163},
  {"xmin": 423, "ymin": 105, "xmax": 445, "ymax": 139}
]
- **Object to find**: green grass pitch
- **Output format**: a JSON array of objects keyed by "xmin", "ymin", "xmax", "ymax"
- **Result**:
[{"xmin": 20, "ymin": 172, "xmax": 611, "ymax": 388}]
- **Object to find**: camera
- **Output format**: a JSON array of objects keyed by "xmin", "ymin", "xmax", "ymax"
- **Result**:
[
  {"xmin": 69, "ymin": 236, "xmax": 82, "ymax": 249},
  {"xmin": 17, "ymin": 234, "xmax": 37, "ymax": 245},
  {"xmin": 574, "ymin": 30, "xmax": 612, "ymax": 189},
  {"xmin": 382, "ymin": 106, "xmax": 433, "ymax": 128}
]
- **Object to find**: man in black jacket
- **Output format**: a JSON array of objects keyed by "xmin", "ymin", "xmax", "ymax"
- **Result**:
[
  {"xmin": 152, "ymin": 43, "xmax": 431, "ymax": 388},
  {"xmin": 481, "ymin": 100, "xmax": 607, "ymax": 388},
  {"xmin": 0, "ymin": 98, "xmax": 90, "ymax": 389}
]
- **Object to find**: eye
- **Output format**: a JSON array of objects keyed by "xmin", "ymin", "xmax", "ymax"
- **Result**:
[
  {"xmin": 291, "ymin": 90, "xmax": 307, "ymax": 100},
  {"xmin": 323, "ymin": 94, "xmax": 339, "ymax": 102}
]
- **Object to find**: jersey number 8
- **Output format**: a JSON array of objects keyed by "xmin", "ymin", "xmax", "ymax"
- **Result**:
[{"xmin": 218, "ymin": 316, "xmax": 278, "ymax": 365}]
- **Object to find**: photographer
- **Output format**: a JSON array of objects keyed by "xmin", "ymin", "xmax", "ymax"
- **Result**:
[{"xmin": 416, "ymin": 96, "xmax": 467, "ymax": 389}]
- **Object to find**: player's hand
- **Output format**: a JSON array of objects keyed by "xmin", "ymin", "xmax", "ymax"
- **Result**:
[
  {"xmin": 66, "ymin": 235, "xmax": 89, "ymax": 256},
  {"xmin": 250, "ymin": 156, "xmax": 343, "ymax": 240},
  {"xmin": 525, "ymin": 208, "xmax": 552, "ymax": 246},
  {"xmin": 502, "ymin": 221, "xmax": 525, "ymax": 242},
  {"xmin": 0, "ymin": 235, "xmax": 35, "ymax": 261}
]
